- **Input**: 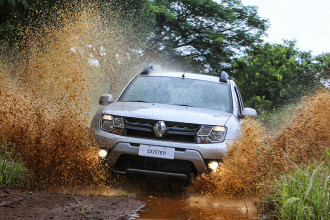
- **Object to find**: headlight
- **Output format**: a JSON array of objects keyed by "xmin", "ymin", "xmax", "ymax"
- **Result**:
[
  {"xmin": 101, "ymin": 114, "xmax": 124, "ymax": 134},
  {"xmin": 197, "ymin": 125, "xmax": 227, "ymax": 143}
]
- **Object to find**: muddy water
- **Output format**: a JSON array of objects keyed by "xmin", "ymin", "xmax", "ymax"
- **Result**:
[
  {"xmin": 98, "ymin": 177, "xmax": 260, "ymax": 219},
  {"xmin": 137, "ymin": 196, "xmax": 258, "ymax": 219}
]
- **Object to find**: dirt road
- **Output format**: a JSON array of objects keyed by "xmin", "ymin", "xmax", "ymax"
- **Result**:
[{"xmin": 0, "ymin": 188, "xmax": 145, "ymax": 220}]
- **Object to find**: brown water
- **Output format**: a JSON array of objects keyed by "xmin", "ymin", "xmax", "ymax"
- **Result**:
[
  {"xmin": 136, "ymin": 196, "xmax": 259, "ymax": 219},
  {"xmin": 0, "ymin": 2, "xmax": 329, "ymax": 218}
]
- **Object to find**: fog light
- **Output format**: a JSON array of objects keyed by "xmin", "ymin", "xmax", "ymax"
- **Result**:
[
  {"xmin": 98, "ymin": 149, "xmax": 107, "ymax": 158},
  {"xmin": 208, "ymin": 161, "xmax": 219, "ymax": 172}
]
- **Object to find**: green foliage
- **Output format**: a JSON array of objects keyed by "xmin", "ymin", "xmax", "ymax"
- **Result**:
[
  {"xmin": 231, "ymin": 41, "xmax": 322, "ymax": 111},
  {"xmin": 269, "ymin": 158, "xmax": 330, "ymax": 220},
  {"xmin": 0, "ymin": 136, "xmax": 28, "ymax": 187},
  {"xmin": 314, "ymin": 52, "xmax": 330, "ymax": 86},
  {"xmin": 148, "ymin": 0, "xmax": 269, "ymax": 73},
  {"xmin": 1, "ymin": 0, "xmax": 268, "ymax": 74},
  {"xmin": 103, "ymin": 0, "xmax": 156, "ymax": 37},
  {"xmin": 0, "ymin": 0, "xmax": 73, "ymax": 43}
]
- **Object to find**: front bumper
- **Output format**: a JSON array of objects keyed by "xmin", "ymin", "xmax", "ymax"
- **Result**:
[
  {"xmin": 108, "ymin": 142, "xmax": 208, "ymax": 175},
  {"xmin": 93, "ymin": 129, "xmax": 230, "ymax": 177}
]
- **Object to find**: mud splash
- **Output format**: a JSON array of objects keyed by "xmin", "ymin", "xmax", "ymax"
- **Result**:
[
  {"xmin": 273, "ymin": 91, "xmax": 330, "ymax": 164},
  {"xmin": 0, "ymin": 2, "xmax": 148, "ymax": 187},
  {"xmin": 191, "ymin": 90, "xmax": 330, "ymax": 199}
]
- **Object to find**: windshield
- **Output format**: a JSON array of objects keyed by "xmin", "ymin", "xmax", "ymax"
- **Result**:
[{"xmin": 119, "ymin": 76, "xmax": 232, "ymax": 112}]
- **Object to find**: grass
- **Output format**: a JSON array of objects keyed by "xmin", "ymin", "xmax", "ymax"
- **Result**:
[
  {"xmin": 0, "ymin": 135, "xmax": 28, "ymax": 187},
  {"xmin": 258, "ymin": 103, "xmax": 298, "ymax": 134},
  {"xmin": 73, "ymin": 195, "xmax": 87, "ymax": 215},
  {"xmin": 268, "ymin": 150, "xmax": 330, "ymax": 220},
  {"xmin": 259, "ymin": 93, "xmax": 330, "ymax": 219}
]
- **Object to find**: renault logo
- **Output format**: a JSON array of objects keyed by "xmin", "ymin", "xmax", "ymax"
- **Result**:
[{"xmin": 153, "ymin": 121, "xmax": 167, "ymax": 137}]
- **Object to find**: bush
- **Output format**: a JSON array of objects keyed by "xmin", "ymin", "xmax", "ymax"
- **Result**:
[{"xmin": 0, "ymin": 136, "xmax": 28, "ymax": 187}]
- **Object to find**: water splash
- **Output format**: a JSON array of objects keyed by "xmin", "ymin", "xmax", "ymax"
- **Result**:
[
  {"xmin": 191, "ymin": 90, "xmax": 330, "ymax": 198},
  {"xmin": 273, "ymin": 91, "xmax": 330, "ymax": 164},
  {"xmin": 0, "ymin": 2, "xmax": 148, "ymax": 188}
]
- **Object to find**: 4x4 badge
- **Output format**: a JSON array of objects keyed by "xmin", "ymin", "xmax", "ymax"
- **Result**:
[{"xmin": 153, "ymin": 121, "xmax": 167, "ymax": 137}]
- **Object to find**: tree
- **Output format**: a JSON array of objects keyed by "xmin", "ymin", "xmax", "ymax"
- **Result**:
[
  {"xmin": 0, "ymin": 0, "xmax": 60, "ymax": 42},
  {"xmin": 314, "ymin": 52, "xmax": 330, "ymax": 86},
  {"xmin": 147, "ymin": 0, "xmax": 268, "ymax": 74},
  {"xmin": 230, "ymin": 41, "xmax": 322, "ymax": 111},
  {"xmin": 1, "ymin": 0, "xmax": 268, "ymax": 75}
]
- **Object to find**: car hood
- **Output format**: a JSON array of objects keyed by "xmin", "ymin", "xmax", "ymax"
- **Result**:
[{"xmin": 103, "ymin": 102, "xmax": 232, "ymax": 126}]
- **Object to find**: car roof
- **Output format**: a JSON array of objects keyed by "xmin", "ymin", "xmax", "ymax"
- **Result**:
[{"xmin": 145, "ymin": 70, "xmax": 225, "ymax": 84}]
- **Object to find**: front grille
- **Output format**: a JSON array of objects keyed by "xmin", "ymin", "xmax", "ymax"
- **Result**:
[
  {"xmin": 114, "ymin": 154, "xmax": 198, "ymax": 176},
  {"xmin": 123, "ymin": 117, "xmax": 200, "ymax": 143}
]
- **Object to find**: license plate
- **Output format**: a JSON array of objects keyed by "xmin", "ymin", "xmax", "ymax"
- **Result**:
[{"xmin": 138, "ymin": 145, "xmax": 175, "ymax": 160}]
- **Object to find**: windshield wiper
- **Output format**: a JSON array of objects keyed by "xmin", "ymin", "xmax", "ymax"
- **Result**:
[
  {"xmin": 174, "ymin": 103, "xmax": 195, "ymax": 108},
  {"xmin": 124, "ymin": 100, "xmax": 151, "ymax": 103}
]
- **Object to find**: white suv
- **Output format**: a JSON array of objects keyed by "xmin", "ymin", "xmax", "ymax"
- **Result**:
[{"xmin": 90, "ymin": 65, "xmax": 257, "ymax": 179}]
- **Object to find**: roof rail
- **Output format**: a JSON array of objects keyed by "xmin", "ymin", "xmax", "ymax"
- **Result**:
[
  {"xmin": 219, "ymin": 71, "xmax": 229, "ymax": 83},
  {"xmin": 140, "ymin": 65, "xmax": 153, "ymax": 75}
]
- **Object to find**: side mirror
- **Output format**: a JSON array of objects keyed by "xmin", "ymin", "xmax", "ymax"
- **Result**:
[
  {"xmin": 243, "ymin": 107, "xmax": 257, "ymax": 117},
  {"xmin": 99, "ymin": 94, "xmax": 113, "ymax": 106}
]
